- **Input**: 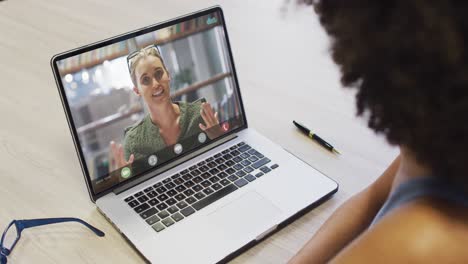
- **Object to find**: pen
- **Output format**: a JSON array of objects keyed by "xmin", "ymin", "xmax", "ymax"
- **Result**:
[{"xmin": 293, "ymin": 120, "xmax": 341, "ymax": 154}]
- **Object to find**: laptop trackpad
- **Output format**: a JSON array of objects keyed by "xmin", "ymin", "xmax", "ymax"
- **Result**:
[{"xmin": 208, "ymin": 191, "xmax": 282, "ymax": 240}]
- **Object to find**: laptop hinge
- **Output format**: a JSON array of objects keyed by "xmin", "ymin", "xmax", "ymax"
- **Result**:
[{"xmin": 112, "ymin": 134, "xmax": 238, "ymax": 195}]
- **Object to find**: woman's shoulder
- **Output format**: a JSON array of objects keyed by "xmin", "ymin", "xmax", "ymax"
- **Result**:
[
  {"xmin": 125, "ymin": 115, "xmax": 149, "ymax": 132},
  {"xmin": 124, "ymin": 115, "xmax": 151, "ymax": 143},
  {"xmin": 390, "ymin": 198, "xmax": 468, "ymax": 242},
  {"xmin": 331, "ymin": 198, "xmax": 468, "ymax": 262}
]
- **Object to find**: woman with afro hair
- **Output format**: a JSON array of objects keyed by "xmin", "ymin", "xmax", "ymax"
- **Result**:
[{"xmin": 289, "ymin": 1, "xmax": 468, "ymax": 263}]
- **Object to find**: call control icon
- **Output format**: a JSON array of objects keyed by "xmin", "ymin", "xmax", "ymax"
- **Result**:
[
  {"xmin": 174, "ymin": 144, "xmax": 183, "ymax": 155},
  {"xmin": 198, "ymin": 132, "xmax": 207, "ymax": 143},
  {"xmin": 148, "ymin": 155, "xmax": 158, "ymax": 166},
  {"xmin": 222, "ymin": 122, "xmax": 230, "ymax": 132},
  {"xmin": 121, "ymin": 167, "xmax": 131, "ymax": 179}
]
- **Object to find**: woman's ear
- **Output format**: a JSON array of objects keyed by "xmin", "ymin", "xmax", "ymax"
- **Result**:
[{"xmin": 133, "ymin": 86, "xmax": 140, "ymax": 96}]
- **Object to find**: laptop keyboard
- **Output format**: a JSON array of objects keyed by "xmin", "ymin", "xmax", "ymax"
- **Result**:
[{"xmin": 123, "ymin": 142, "xmax": 279, "ymax": 233}]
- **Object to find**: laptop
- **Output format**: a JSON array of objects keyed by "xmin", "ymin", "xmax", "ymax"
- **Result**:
[{"xmin": 50, "ymin": 6, "xmax": 338, "ymax": 263}]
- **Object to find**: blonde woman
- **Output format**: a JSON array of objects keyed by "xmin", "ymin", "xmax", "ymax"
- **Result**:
[{"xmin": 110, "ymin": 45, "xmax": 222, "ymax": 171}]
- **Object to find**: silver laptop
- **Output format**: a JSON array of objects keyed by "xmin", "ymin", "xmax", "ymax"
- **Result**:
[{"xmin": 51, "ymin": 6, "xmax": 338, "ymax": 263}]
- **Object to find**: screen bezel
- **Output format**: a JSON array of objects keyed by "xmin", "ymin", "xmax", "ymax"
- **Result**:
[{"xmin": 50, "ymin": 6, "xmax": 248, "ymax": 201}]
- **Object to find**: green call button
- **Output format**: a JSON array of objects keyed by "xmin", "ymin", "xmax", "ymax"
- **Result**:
[{"xmin": 121, "ymin": 167, "xmax": 131, "ymax": 179}]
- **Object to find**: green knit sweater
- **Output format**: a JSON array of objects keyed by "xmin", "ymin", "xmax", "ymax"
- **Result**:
[{"xmin": 123, "ymin": 100, "xmax": 204, "ymax": 162}]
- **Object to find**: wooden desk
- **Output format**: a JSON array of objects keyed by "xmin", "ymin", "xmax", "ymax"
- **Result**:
[{"xmin": 0, "ymin": 0, "xmax": 398, "ymax": 263}]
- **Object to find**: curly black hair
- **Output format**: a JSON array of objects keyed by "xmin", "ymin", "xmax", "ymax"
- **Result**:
[{"xmin": 302, "ymin": 0, "xmax": 468, "ymax": 189}]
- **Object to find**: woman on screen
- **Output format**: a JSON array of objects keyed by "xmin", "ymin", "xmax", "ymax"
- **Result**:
[{"xmin": 110, "ymin": 44, "xmax": 222, "ymax": 170}]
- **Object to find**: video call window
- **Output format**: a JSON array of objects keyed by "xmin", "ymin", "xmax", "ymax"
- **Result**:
[{"xmin": 56, "ymin": 11, "xmax": 244, "ymax": 193}]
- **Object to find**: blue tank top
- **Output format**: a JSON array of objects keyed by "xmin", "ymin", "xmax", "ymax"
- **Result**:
[{"xmin": 371, "ymin": 176, "xmax": 468, "ymax": 226}]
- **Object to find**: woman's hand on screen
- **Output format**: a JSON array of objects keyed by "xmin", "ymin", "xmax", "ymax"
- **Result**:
[
  {"xmin": 199, "ymin": 102, "xmax": 224, "ymax": 139},
  {"xmin": 109, "ymin": 141, "xmax": 134, "ymax": 172}
]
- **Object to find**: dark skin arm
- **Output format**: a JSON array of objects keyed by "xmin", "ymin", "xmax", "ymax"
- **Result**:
[{"xmin": 288, "ymin": 155, "xmax": 400, "ymax": 264}]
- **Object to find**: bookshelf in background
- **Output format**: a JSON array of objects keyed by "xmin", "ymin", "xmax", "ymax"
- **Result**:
[
  {"xmin": 58, "ymin": 42, "xmax": 128, "ymax": 76},
  {"xmin": 58, "ymin": 12, "xmax": 222, "ymax": 76}
]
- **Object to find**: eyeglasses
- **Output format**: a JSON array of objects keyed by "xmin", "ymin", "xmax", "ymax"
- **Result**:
[
  {"xmin": 126, "ymin": 44, "xmax": 162, "ymax": 73},
  {"xmin": 0, "ymin": 218, "xmax": 104, "ymax": 264}
]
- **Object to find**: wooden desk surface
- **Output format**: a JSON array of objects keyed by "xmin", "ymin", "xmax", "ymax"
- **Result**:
[{"xmin": 0, "ymin": 0, "xmax": 398, "ymax": 263}]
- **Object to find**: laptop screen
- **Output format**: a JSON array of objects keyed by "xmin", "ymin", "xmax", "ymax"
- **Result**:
[{"xmin": 53, "ymin": 9, "xmax": 246, "ymax": 195}]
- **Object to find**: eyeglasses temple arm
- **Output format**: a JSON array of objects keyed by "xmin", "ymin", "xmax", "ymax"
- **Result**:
[{"xmin": 16, "ymin": 218, "xmax": 105, "ymax": 237}]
